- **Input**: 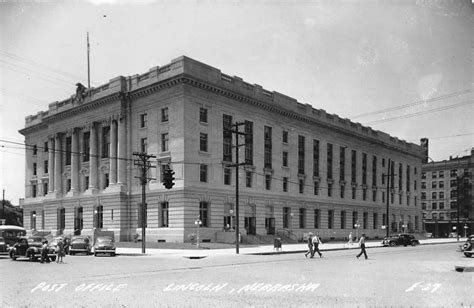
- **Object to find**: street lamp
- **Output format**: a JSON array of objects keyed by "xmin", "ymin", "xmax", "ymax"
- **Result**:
[
  {"xmin": 229, "ymin": 209, "xmax": 234, "ymax": 231},
  {"xmin": 32, "ymin": 213, "xmax": 36, "ymax": 230},
  {"xmin": 194, "ymin": 217, "xmax": 202, "ymax": 248},
  {"xmin": 354, "ymin": 222, "xmax": 361, "ymax": 241}
]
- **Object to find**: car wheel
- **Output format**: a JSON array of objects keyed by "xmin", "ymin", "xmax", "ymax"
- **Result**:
[
  {"xmin": 464, "ymin": 253, "xmax": 473, "ymax": 258},
  {"xmin": 51, "ymin": 256, "xmax": 56, "ymax": 262},
  {"xmin": 389, "ymin": 242, "xmax": 396, "ymax": 247},
  {"xmin": 462, "ymin": 242, "xmax": 472, "ymax": 250}
]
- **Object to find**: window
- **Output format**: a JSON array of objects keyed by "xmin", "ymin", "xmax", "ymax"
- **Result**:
[
  {"xmin": 44, "ymin": 142, "xmax": 48, "ymax": 152},
  {"xmin": 140, "ymin": 138, "xmax": 148, "ymax": 153},
  {"xmin": 421, "ymin": 182, "xmax": 427, "ymax": 189},
  {"xmin": 352, "ymin": 187, "xmax": 356, "ymax": 200},
  {"xmin": 264, "ymin": 126, "xmax": 272, "ymax": 169},
  {"xmin": 283, "ymin": 177, "xmax": 288, "ymax": 192},
  {"xmin": 161, "ymin": 107, "xmax": 169, "ymax": 122},
  {"xmin": 200, "ymin": 133, "xmax": 208, "ymax": 152},
  {"xmin": 372, "ymin": 189, "xmax": 376, "ymax": 202},
  {"xmin": 372, "ymin": 156, "xmax": 377, "ymax": 187},
  {"xmin": 265, "ymin": 174, "xmax": 271, "ymax": 190},
  {"xmin": 140, "ymin": 113, "xmax": 147, "ymax": 128},
  {"xmin": 32, "ymin": 184, "xmax": 37, "ymax": 198},
  {"xmin": 224, "ymin": 167, "xmax": 231, "ymax": 185},
  {"xmin": 298, "ymin": 135, "xmax": 305, "ymax": 174},
  {"xmin": 33, "ymin": 163, "xmax": 37, "ymax": 176},
  {"xmin": 328, "ymin": 210, "xmax": 334, "ymax": 229},
  {"xmin": 439, "ymin": 181, "xmax": 444, "ymax": 188},
  {"xmin": 161, "ymin": 133, "xmax": 169, "ymax": 152},
  {"xmin": 314, "ymin": 181, "xmax": 319, "ymax": 195},
  {"xmin": 340, "ymin": 211, "xmax": 346, "ymax": 229},
  {"xmin": 450, "ymin": 179, "xmax": 457, "ymax": 187},
  {"xmin": 44, "ymin": 160, "xmax": 48, "ymax": 174},
  {"xmin": 314, "ymin": 209, "xmax": 320, "ymax": 228},
  {"xmin": 33, "ymin": 145, "xmax": 37, "ymax": 155},
  {"xmin": 432, "ymin": 171, "xmax": 437, "ymax": 179},
  {"xmin": 104, "ymin": 173, "xmax": 109, "ymax": 188},
  {"xmin": 352, "ymin": 211, "xmax": 358, "ymax": 229},
  {"xmin": 439, "ymin": 202, "xmax": 444, "ymax": 209},
  {"xmin": 398, "ymin": 163, "xmax": 403, "ymax": 191},
  {"xmin": 83, "ymin": 131, "xmax": 90, "ymax": 162},
  {"xmin": 160, "ymin": 202, "xmax": 169, "ymax": 227},
  {"xmin": 85, "ymin": 176, "xmax": 89, "ymax": 190},
  {"xmin": 382, "ymin": 191, "xmax": 385, "ymax": 203},
  {"xmin": 362, "ymin": 188, "xmax": 367, "ymax": 201},
  {"xmin": 43, "ymin": 182, "xmax": 48, "ymax": 196},
  {"xmin": 340, "ymin": 147, "xmax": 346, "ymax": 182},
  {"xmin": 421, "ymin": 192, "xmax": 426, "ymax": 200},
  {"xmin": 328, "ymin": 183, "xmax": 333, "ymax": 197},
  {"xmin": 282, "ymin": 151, "xmax": 288, "ymax": 167},
  {"xmin": 439, "ymin": 191, "xmax": 444, "ymax": 199},
  {"xmin": 65, "ymin": 136, "xmax": 72, "ymax": 165},
  {"xmin": 299, "ymin": 208, "xmax": 306, "ymax": 228},
  {"xmin": 199, "ymin": 201, "xmax": 209, "ymax": 227},
  {"xmin": 223, "ymin": 114, "xmax": 233, "ymax": 162},
  {"xmin": 406, "ymin": 165, "xmax": 410, "ymax": 191},
  {"xmin": 283, "ymin": 207, "xmax": 290, "ymax": 228},
  {"xmin": 432, "ymin": 202, "xmax": 437, "ymax": 210},
  {"xmin": 450, "ymin": 190, "xmax": 457, "ymax": 198},
  {"xmin": 351, "ymin": 150, "xmax": 357, "ymax": 183},
  {"xmin": 67, "ymin": 179, "xmax": 71, "ymax": 192},
  {"xmin": 407, "ymin": 195, "xmax": 410, "ymax": 206},
  {"xmin": 439, "ymin": 171, "xmax": 444, "ymax": 178},
  {"xmin": 432, "ymin": 182, "xmax": 437, "ymax": 189},
  {"xmin": 432, "ymin": 192, "xmax": 437, "ymax": 200},
  {"xmin": 199, "ymin": 107, "xmax": 208, "ymax": 123},
  {"xmin": 59, "ymin": 208, "xmax": 66, "ymax": 230},
  {"xmin": 373, "ymin": 213, "xmax": 378, "ymax": 229},
  {"xmin": 244, "ymin": 121, "xmax": 253, "ymax": 165},
  {"xmin": 340, "ymin": 185, "xmax": 345, "ymax": 198},
  {"xmin": 450, "ymin": 169, "xmax": 457, "ymax": 177},
  {"xmin": 200, "ymin": 165, "xmax": 208, "ymax": 182},
  {"xmin": 313, "ymin": 140, "xmax": 320, "ymax": 177},
  {"xmin": 421, "ymin": 171, "xmax": 426, "ymax": 179},
  {"xmin": 422, "ymin": 202, "xmax": 426, "ymax": 209},
  {"xmin": 282, "ymin": 130, "xmax": 288, "ymax": 143},
  {"xmin": 327, "ymin": 143, "xmax": 333, "ymax": 179},
  {"xmin": 246, "ymin": 171, "xmax": 252, "ymax": 188},
  {"xmin": 299, "ymin": 179, "xmax": 304, "ymax": 194},
  {"xmin": 363, "ymin": 212, "xmax": 368, "ymax": 229},
  {"xmin": 362, "ymin": 153, "xmax": 367, "ymax": 185},
  {"xmin": 102, "ymin": 127, "xmax": 110, "ymax": 158},
  {"xmin": 31, "ymin": 211, "xmax": 36, "ymax": 229}
]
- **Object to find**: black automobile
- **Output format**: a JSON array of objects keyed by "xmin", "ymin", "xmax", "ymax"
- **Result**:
[
  {"xmin": 69, "ymin": 236, "xmax": 92, "ymax": 255},
  {"xmin": 382, "ymin": 234, "xmax": 420, "ymax": 247},
  {"xmin": 9, "ymin": 236, "xmax": 56, "ymax": 262},
  {"xmin": 93, "ymin": 236, "xmax": 116, "ymax": 257},
  {"xmin": 459, "ymin": 235, "xmax": 474, "ymax": 258}
]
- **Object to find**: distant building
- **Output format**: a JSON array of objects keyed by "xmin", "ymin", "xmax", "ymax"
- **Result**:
[
  {"xmin": 19, "ymin": 56, "xmax": 423, "ymax": 242},
  {"xmin": 421, "ymin": 148, "xmax": 474, "ymax": 237}
]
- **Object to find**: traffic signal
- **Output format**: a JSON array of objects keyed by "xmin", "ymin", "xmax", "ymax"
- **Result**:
[{"xmin": 162, "ymin": 168, "xmax": 175, "ymax": 189}]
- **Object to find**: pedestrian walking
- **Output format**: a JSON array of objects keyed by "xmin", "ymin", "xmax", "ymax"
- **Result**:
[
  {"xmin": 40, "ymin": 240, "xmax": 51, "ymax": 264},
  {"xmin": 304, "ymin": 232, "xmax": 313, "ymax": 258},
  {"xmin": 356, "ymin": 233, "xmax": 368, "ymax": 259},
  {"xmin": 310, "ymin": 234, "xmax": 323, "ymax": 258},
  {"xmin": 57, "ymin": 238, "xmax": 65, "ymax": 263},
  {"xmin": 347, "ymin": 232, "xmax": 353, "ymax": 247}
]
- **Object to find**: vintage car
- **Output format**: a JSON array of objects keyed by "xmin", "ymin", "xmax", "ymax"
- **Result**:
[
  {"xmin": 0, "ymin": 237, "xmax": 8, "ymax": 255},
  {"xmin": 459, "ymin": 235, "xmax": 474, "ymax": 258},
  {"xmin": 9, "ymin": 236, "xmax": 56, "ymax": 262},
  {"xmin": 69, "ymin": 236, "xmax": 92, "ymax": 255},
  {"xmin": 381, "ymin": 234, "xmax": 420, "ymax": 247},
  {"xmin": 93, "ymin": 236, "xmax": 116, "ymax": 257}
]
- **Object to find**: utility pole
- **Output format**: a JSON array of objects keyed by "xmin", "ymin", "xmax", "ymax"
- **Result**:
[
  {"xmin": 227, "ymin": 121, "xmax": 247, "ymax": 254},
  {"xmin": 133, "ymin": 152, "xmax": 156, "ymax": 253}
]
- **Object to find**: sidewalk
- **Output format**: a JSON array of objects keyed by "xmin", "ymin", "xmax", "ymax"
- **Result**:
[{"xmin": 116, "ymin": 237, "xmax": 466, "ymax": 258}]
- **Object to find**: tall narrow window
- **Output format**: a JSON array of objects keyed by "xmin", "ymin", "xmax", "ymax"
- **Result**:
[
  {"xmin": 264, "ymin": 126, "xmax": 272, "ymax": 169},
  {"xmin": 328, "ymin": 210, "xmax": 334, "ymax": 229},
  {"xmin": 299, "ymin": 179, "xmax": 304, "ymax": 194},
  {"xmin": 33, "ymin": 163, "xmax": 37, "ymax": 176},
  {"xmin": 373, "ymin": 213, "xmax": 378, "ymax": 229},
  {"xmin": 283, "ymin": 207, "xmax": 290, "ymax": 228},
  {"xmin": 160, "ymin": 202, "xmax": 169, "ymax": 227},
  {"xmin": 298, "ymin": 135, "xmax": 305, "ymax": 175},
  {"xmin": 33, "ymin": 145, "xmax": 37, "ymax": 155},
  {"xmin": 44, "ymin": 160, "xmax": 48, "ymax": 174},
  {"xmin": 102, "ymin": 127, "xmax": 110, "ymax": 158},
  {"xmin": 340, "ymin": 147, "xmax": 345, "ymax": 181},
  {"xmin": 282, "ymin": 130, "xmax": 288, "ymax": 143},
  {"xmin": 161, "ymin": 133, "xmax": 169, "ymax": 152},
  {"xmin": 161, "ymin": 107, "xmax": 169, "ymax": 122},
  {"xmin": 372, "ymin": 156, "xmax": 377, "ymax": 187},
  {"xmin": 223, "ymin": 114, "xmax": 233, "ymax": 162},
  {"xmin": 199, "ymin": 107, "xmax": 208, "ymax": 123},
  {"xmin": 282, "ymin": 151, "xmax": 288, "ymax": 167},
  {"xmin": 328, "ymin": 182, "xmax": 333, "ymax": 197},
  {"xmin": 314, "ymin": 209, "xmax": 320, "ymax": 228},
  {"xmin": 265, "ymin": 174, "xmax": 271, "ymax": 190},
  {"xmin": 327, "ymin": 143, "xmax": 333, "ymax": 179},
  {"xmin": 398, "ymin": 163, "xmax": 403, "ymax": 191},
  {"xmin": 140, "ymin": 138, "xmax": 148, "ymax": 153},
  {"xmin": 200, "ymin": 133, "xmax": 208, "ymax": 152},
  {"xmin": 362, "ymin": 153, "xmax": 367, "ymax": 185},
  {"xmin": 244, "ymin": 121, "xmax": 253, "ymax": 165},
  {"xmin": 299, "ymin": 208, "xmax": 306, "ymax": 228},
  {"xmin": 283, "ymin": 177, "xmax": 288, "ymax": 192},
  {"xmin": 140, "ymin": 113, "xmax": 147, "ymax": 128},
  {"xmin": 65, "ymin": 136, "xmax": 72, "ymax": 165},
  {"xmin": 83, "ymin": 132, "xmax": 90, "ymax": 162},
  {"xmin": 406, "ymin": 165, "xmax": 410, "ymax": 192},
  {"xmin": 44, "ymin": 142, "xmax": 48, "ymax": 152},
  {"xmin": 200, "ymin": 164, "xmax": 208, "ymax": 182},
  {"xmin": 314, "ymin": 181, "xmax": 319, "ymax": 195},
  {"xmin": 246, "ymin": 171, "xmax": 252, "ymax": 188},
  {"xmin": 224, "ymin": 167, "xmax": 231, "ymax": 185},
  {"xmin": 313, "ymin": 140, "xmax": 320, "ymax": 177},
  {"xmin": 351, "ymin": 150, "xmax": 357, "ymax": 183},
  {"xmin": 340, "ymin": 211, "xmax": 346, "ymax": 229}
]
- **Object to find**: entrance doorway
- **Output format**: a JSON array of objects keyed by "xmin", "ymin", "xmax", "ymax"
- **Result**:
[
  {"xmin": 265, "ymin": 217, "xmax": 275, "ymax": 235},
  {"xmin": 245, "ymin": 217, "xmax": 256, "ymax": 235}
]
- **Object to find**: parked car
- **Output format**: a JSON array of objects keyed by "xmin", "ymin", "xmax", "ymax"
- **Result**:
[
  {"xmin": 69, "ymin": 236, "xmax": 92, "ymax": 255},
  {"xmin": 459, "ymin": 235, "xmax": 474, "ymax": 258},
  {"xmin": 93, "ymin": 236, "xmax": 116, "ymax": 257},
  {"xmin": 0, "ymin": 237, "xmax": 8, "ymax": 255},
  {"xmin": 382, "ymin": 234, "xmax": 420, "ymax": 247},
  {"xmin": 9, "ymin": 236, "xmax": 56, "ymax": 262}
]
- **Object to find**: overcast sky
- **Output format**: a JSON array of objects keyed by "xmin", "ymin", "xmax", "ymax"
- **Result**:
[{"xmin": 1, "ymin": 0, "xmax": 473, "ymax": 204}]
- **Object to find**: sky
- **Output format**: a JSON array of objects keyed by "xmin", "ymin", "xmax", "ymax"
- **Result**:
[{"xmin": 1, "ymin": 0, "xmax": 473, "ymax": 204}]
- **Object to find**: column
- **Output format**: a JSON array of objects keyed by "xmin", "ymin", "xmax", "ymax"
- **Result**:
[
  {"xmin": 54, "ymin": 133, "xmax": 63, "ymax": 193},
  {"xmin": 70, "ymin": 128, "xmax": 80, "ymax": 193},
  {"xmin": 48, "ymin": 137, "xmax": 55, "ymax": 192},
  {"xmin": 117, "ymin": 115, "xmax": 127, "ymax": 185},
  {"xmin": 109, "ymin": 119, "xmax": 118, "ymax": 184},
  {"xmin": 89, "ymin": 122, "xmax": 98, "ymax": 190}
]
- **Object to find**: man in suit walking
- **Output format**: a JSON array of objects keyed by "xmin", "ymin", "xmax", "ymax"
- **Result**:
[
  {"xmin": 356, "ymin": 233, "xmax": 368, "ymax": 259},
  {"xmin": 310, "ymin": 234, "xmax": 323, "ymax": 258}
]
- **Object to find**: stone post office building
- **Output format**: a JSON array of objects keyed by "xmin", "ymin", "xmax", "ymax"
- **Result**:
[{"xmin": 19, "ymin": 56, "xmax": 424, "ymax": 242}]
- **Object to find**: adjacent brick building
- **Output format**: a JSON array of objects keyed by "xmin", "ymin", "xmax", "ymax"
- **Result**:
[{"xmin": 19, "ymin": 56, "xmax": 424, "ymax": 242}]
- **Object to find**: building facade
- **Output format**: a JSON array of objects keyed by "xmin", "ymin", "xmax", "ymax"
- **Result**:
[
  {"xmin": 19, "ymin": 56, "xmax": 424, "ymax": 242},
  {"xmin": 421, "ymin": 149, "xmax": 474, "ymax": 237}
]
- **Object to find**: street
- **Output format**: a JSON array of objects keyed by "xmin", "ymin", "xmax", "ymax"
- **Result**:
[{"xmin": 1, "ymin": 243, "xmax": 473, "ymax": 307}]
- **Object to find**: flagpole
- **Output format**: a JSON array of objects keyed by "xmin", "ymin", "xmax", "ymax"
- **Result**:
[{"xmin": 87, "ymin": 32, "xmax": 90, "ymax": 89}]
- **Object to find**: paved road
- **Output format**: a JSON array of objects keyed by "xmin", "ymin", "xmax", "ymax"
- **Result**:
[{"xmin": 1, "ymin": 243, "xmax": 472, "ymax": 307}]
